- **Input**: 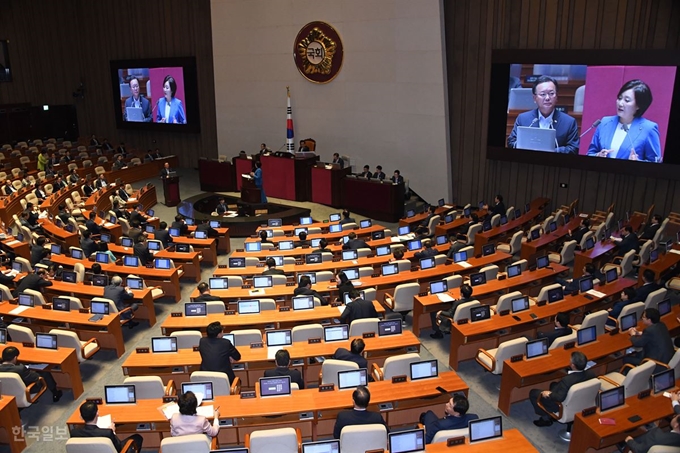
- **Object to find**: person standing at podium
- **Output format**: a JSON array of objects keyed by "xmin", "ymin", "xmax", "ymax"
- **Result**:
[
  {"xmin": 160, "ymin": 162, "xmax": 173, "ymax": 178},
  {"xmin": 250, "ymin": 161, "xmax": 267, "ymax": 203}
]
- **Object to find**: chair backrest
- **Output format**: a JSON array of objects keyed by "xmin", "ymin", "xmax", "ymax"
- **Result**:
[
  {"xmin": 160, "ymin": 434, "xmax": 211, "ymax": 453},
  {"xmin": 270, "ymin": 275, "xmax": 287, "ymax": 286},
  {"xmin": 492, "ymin": 337, "xmax": 529, "ymax": 374},
  {"xmin": 15, "ymin": 257, "xmax": 33, "ymax": 273},
  {"xmin": 490, "ymin": 214, "xmax": 501, "ymax": 228},
  {"xmin": 232, "ymin": 329, "xmax": 262, "ymax": 346},
  {"xmin": 248, "ymin": 427, "xmax": 299, "ymax": 453},
  {"xmin": 356, "ymin": 247, "xmax": 372, "ymax": 258},
  {"xmin": 426, "ymin": 215, "xmax": 440, "ymax": 235},
  {"xmin": 444, "ymin": 275, "xmax": 463, "ymax": 289},
  {"xmin": 122, "ymin": 376, "xmax": 166, "ymax": 399},
  {"xmin": 0, "ymin": 283, "xmax": 14, "ymax": 301},
  {"xmin": 480, "ymin": 264, "xmax": 499, "ymax": 281},
  {"xmin": 315, "ymin": 271, "xmax": 333, "ymax": 282},
  {"xmin": 573, "ymin": 84, "xmax": 586, "ymax": 113},
  {"xmin": 466, "ymin": 224, "xmax": 482, "ymax": 244},
  {"xmin": 580, "ymin": 231, "xmax": 595, "ymax": 249},
  {"xmin": 205, "ymin": 300, "xmax": 226, "ymax": 314},
  {"xmin": 579, "ymin": 310, "xmax": 609, "ymax": 337},
  {"xmin": 0, "ymin": 372, "xmax": 34, "ymax": 407},
  {"xmin": 170, "ymin": 330, "xmax": 202, "ymax": 349},
  {"xmin": 618, "ymin": 249, "xmax": 636, "ymax": 276},
  {"xmin": 227, "ymin": 276, "xmax": 244, "ymax": 287},
  {"xmin": 291, "ymin": 324, "xmax": 324, "ymax": 342},
  {"xmin": 653, "ymin": 218, "xmax": 670, "ymax": 248},
  {"xmin": 494, "ymin": 291, "xmax": 524, "ymax": 314},
  {"xmin": 341, "ymin": 222, "xmax": 357, "ymax": 231},
  {"xmin": 380, "ymin": 353, "xmax": 421, "ymax": 380},
  {"xmin": 556, "ymin": 378, "xmax": 601, "ymax": 423},
  {"xmin": 23, "ymin": 288, "xmax": 45, "ymax": 306},
  {"xmin": 340, "ymin": 424, "xmax": 388, "ymax": 453},
  {"xmin": 559, "ymin": 240, "xmax": 577, "ymax": 264},
  {"xmin": 321, "ymin": 359, "xmax": 359, "ymax": 386},
  {"xmin": 348, "ymin": 318, "xmax": 380, "ymax": 337},
  {"xmin": 644, "ymin": 288, "xmax": 667, "ymax": 310},
  {"xmin": 432, "ymin": 427, "xmax": 468, "ymax": 444},
  {"xmin": 391, "ymin": 282, "xmax": 420, "ymax": 312},
  {"xmin": 637, "ymin": 240, "xmax": 653, "ymax": 265},
  {"xmin": 667, "ymin": 349, "xmax": 680, "ymax": 379},
  {"xmin": 65, "ymin": 437, "xmax": 118, "ymax": 453},
  {"xmin": 259, "ymin": 299, "xmax": 277, "ymax": 311},
  {"xmin": 7, "ymin": 324, "xmax": 36, "ymax": 343},
  {"xmin": 453, "ymin": 301, "xmax": 480, "ymax": 322},
  {"xmin": 549, "ymin": 331, "xmax": 577, "ymax": 350},
  {"xmin": 74, "ymin": 262, "xmax": 86, "ymax": 283},
  {"xmin": 49, "ymin": 328, "xmax": 86, "ymax": 361},
  {"xmin": 508, "ymin": 230, "xmax": 524, "ymax": 254},
  {"xmin": 621, "ymin": 360, "xmax": 656, "ymax": 397},
  {"xmin": 537, "ymin": 283, "xmax": 563, "ymax": 303},
  {"xmin": 394, "ymin": 259, "xmax": 412, "ymax": 273},
  {"xmin": 190, "ymin": 371, "xmax": 231, "ymax": 396}
]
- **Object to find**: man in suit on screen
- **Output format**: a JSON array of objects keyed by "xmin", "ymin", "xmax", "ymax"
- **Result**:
[{"xmin": 123, "ymin": 77, "xmax": 152, "ymax": 122}]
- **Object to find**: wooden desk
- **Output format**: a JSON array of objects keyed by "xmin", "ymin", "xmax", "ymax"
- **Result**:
[
  {"xmin": 261, "ymin": 154, "xmax": 319, "ymax": 202},
  {"xmin": 0, "ymin": 236, "xmax": 30, "ymax": 261},
  {"xmin": 187, "ymin": 226, "xmax": 231, "ymax": 255},
  {"xmin": 520, "ymin": 216, "xmax": 583, "ymax": 264},
  {"xmin": 412, "ymin": 264, "xmax": 568, "ymax": 339},
  {"xmin": 122, "ymin": 332, "xmax": 420, "ymax": 388},
  {"xmin": 573, "ymin": 241, "xmax": 617, "ymax": 278},
  {"xmin": 570, "ymin": 389, "xmax": 676, "ymax": 453},
  {"xmin": 434, "ymin": 209, "xmax": 488, "ymax": 237},
  {"xmin": 343, "ymin": 177, "xmax": 404, "ymax": 223},
  {"xmin": 244, "ymin": 225, "xmax": 385, "ymax": 244},
  {"xmin": 0, "ymin": 302, "xmax": 126, "ymax": 357},
  {"xmin": 638, "ymin": 245, "xmax": 680, "ymax": 285},
  {"xmin": 161, "ymin": 301, "xmax": 386, "ymax": 335},
  {"xmin": 419, "ymin": 429, "xmax": 538, "ymax": 452},
  {"xmin": 0, "ymin": 396, "xmax": 25, "ymax": 453},
  {"xmin": 449, "ymin": 278, "xmax": 633, "ymax": 372},
  {"xmin": 66, "ymin": 371, "xmax": 468, "ymax": 448},
  {"xmin": 107, "ymin": 244, "xmax": 202, "ymax": 282},
  {"xmin": 311, "ymin": 165, "xmax": 351, "ymax": 207},
  {"xmin": 198, "ymin": 158, "xmax": 236, "ymax": 192},
  {"xmin": 7, "ymin": 341, "xmax": 84, "ymax": 398},
  {"xmin": 164, "ymin": 236, "xmax": 217, "ymax": 266}
]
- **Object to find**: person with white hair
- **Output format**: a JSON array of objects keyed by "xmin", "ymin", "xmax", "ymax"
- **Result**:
[{"xmin": 103, "ymin": 275, "xmax": 139, "ymax": 328}]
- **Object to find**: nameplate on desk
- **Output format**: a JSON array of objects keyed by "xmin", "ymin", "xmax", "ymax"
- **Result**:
[
  {"xmin": 445, "ymin": 261, "xmax": 453, "ymax": 266},
  {"xmin": 609, "ymin": 328, "xmax": 620, "ymax": 335},
  {"xmin": 391, "ymin": 375, "xmax": 407, "ymax": 383},
  {"xmin": 418, "ymin": 291, "xmax": 428, "ymax": 297},
  {"xmin": 41, "ymin": 304, "xmax": 52, "ymax": 310},
  {"xmin": 563, "ymin": 341, "xmax": 575, "ymax": 349},
  {"xmin": 581, "ymin": 406, "xmax": 597, "ymax": 417},
  {"xmin": 171, "ymin": 312, "xmax": 183, "ymax": 317},
  {"xmin": 536, "ymin": 300, "xmax": 547, "ymax": 307},
  {"xmin": 250, "ymin": 341, "xmax": 263, "ymax": 349},
  {"xmin": 457, "ymin": 318, "xmax": 468, "ymax": 325},
  {"xmin": 193, "ymin": 346, "xmax": 200, "ymax": 352},
  {"xmin": 8, "ymin": 300, "xmax": 17, "ymax": 305},
  {"xmin": 365, "ymin": 449, "xmax": 385, "ymax": 453},
  {"xmin": 256, "ymin": 263, "xmax": 265, "ymax": 268},
  {"xmin": 163, "ymin": 396, "xmax": 178, "ymax": 403},
  {"xmin": 410, "ymin": 266, "xmax": 419, "ymax": 272},
  {"xmin": 308, "ymin": 338, "xmax": 321, "ymax": 344},
  {"xmin": 499, "ymin": 309, "xmax": 510, "ymax": 316},
  {"xmin": 241, "ymin": 284, "xmax": 252, "ymax": 289},
  {"xmin": 279, "ymin": 306, "xmax": 290, "ymax": 312},
  {"xmin": 86, "ymin": 398, "xmax": 103, "ymax": 405},
  {"xmin": 236, "ymin": 249, "xmax": 244, "ymax": 252},
  {"xmin": 371, "ymin": 273, "xmax": 380, "ymax": 278},
  {"xmin": 362, "ymin": 332, "xmax": 375, "ymax": 338},
  {"xmin": 319, "ymin": 384, "xmax": 335, "ymax": 392},
  {"xmin": 497, "ymin": 274, "xmax": 506, "ymax": 281},
  {"xmin": 447, "ymin": 437, "xmax": 466, "ymax": 447},
  {"xmin": 510, "ymin": 354, "xmax": 523, "ymax": 362},
  {"xmin": 79, "ymin": 308, "xmax": 90, "ymax": 314},
  {"xmin": 330, "ymin": 302, "xmax": 342, "ymax": 307},
  {"xmin": 136, "ymin": 347, "xmax": 149, "ymax": 354},
  {"xmin": 295, "ymin": 261, "xmax": 304, "ymax": 266},
  {"xmin": 638, "ymin": 389, "xmax": 651, "ymax": 399},
  {"xmin": 285, "ymin": 282, "xmax": 295, "ymax": 287},
  {"xmin": 218, "ymin": 264, "xmax": 227, "ymax": 268},
  {"xmin": 240, "ymin": 391, "xmax": 257, "ymax": 399},
  {"xmin": 22, "ymin": 342, "xmax": 34, "ymax": 348},
  {"xmin": 225, "ymin": 310, "xmax": 236, "ymax": 315},
  {"xmin": 332, "ymin": 257, "xmax": 341, "ymax": 262}
]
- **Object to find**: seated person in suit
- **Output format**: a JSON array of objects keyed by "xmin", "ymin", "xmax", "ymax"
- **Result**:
[
  {"xmin": 358, "ymin": 165, "xmax": 372, "ymax": 179},
  {"xmin": 415, "ymin": 205, "xmax": 436, "ymax": 237},
  {"xmin": 264, "ymin": 349, "xmax": 304, "ymax": 390},
  {"xmin": 293, "ymin": 275, "xmax": 326, "ymax": 305},
  {"xmin": 172, "ymin": 215, "xmax": 189, "ymax": 236},
  {"xmin": 390, "ymin": 248, "xmax": 405, "ymax": 263},
  {"xmin": 414, "ymin": 240, "xmax": 438, "ymax": 260},
  {"xmin": 145, "ymin": 149, "xmax": 155, "ymax": 161},
  {"xmin": 613, "ymin": 225, "xmax": 640, "ymax": 256},
  {"xmin": 557, "ymin": 263, "xmax": 604, "ymax": 293},
  {"xmin": 530, "ymin": 351, "xmax": 594, "ymax": 427},
  {"xmin": 258, "ymin": 230, "xmax": 272, "ymax": 244},
  {"xmin": 0, "ymin": 346, "xmax": 62, "ymax": 402},
  {"xmin": 331, "ymin": 152, "xmax": 344, "ymax": 168},
  {"xmin": 339, "ymin": 209, "xmax": 356, "ymax": 226},
  {"xmin": 567, "ymin": 218, "xmax": 590, "ymax": 245},
  {"xmin": 537, "ymin": 312, "xmax": 573, "ymax": 347},
  {"xmin": 639, "ymin": 214, "xmax": 662, "ymax": 240},
  {"xmin": 70, "ymin": 401, "xmax": 143, "ymax": 450},
  {"xmin": 127, "ymin": 220, "xmax": 143, "ymax": 243},
  {"xmin": 606, "ymin": 287, "xmax": 637, "ymax": 327},
  {"xmin": 430, "ymin": 284, "xmax": 474, "ymax": 339},
  {"xmin": 624, "ymin": 392, "xmax": 680, "ymax": 452},
  {"xmin": 624, "ymin": 308, "xmax": 674, "ymax": 371},
  {"xmin": 79, "ymin": 230, "xmax": 98, "ymax": 258},
  {"xmin": 170, "ymin": 391, "xmax": 220, "ymax": 438},
  {"xmin": 633, "ymin": 269, "xmax": 663, "ymax": 304},
  {"xmin": 104, "ymin": 276, "xmax": 139, "ymax": 328},
  {"xmin": 262, "ymin": 257, "xmax": 285, "ymax": 276},
  {"xmin": 53, "ymin": 175, "xmax": 66, "ymax": 191},
  {"xmin": 194, "ymin": 281, "xmax": 221, "ymax": 302},
  {"xmin": 342, "ymin": 232, "xmax": 368, "ymax": 251},
  {"xmin": 154, "ymin": 221, "xmax": 171, "ymax": 248},
  {"xmin": 151, "ymin": 148, "xmax": 162, "ymax": 159},
  {"xmin": 112, "ymin": 154, "xmax": 127, "ymax": 171},
  {"xmin": 294, "ymin": 231, "xmax": 309, "ymax": 248},
  {"xmin": 123, "ymin": 77, "xmax": 152, "ymax": 122},
  {"xmin": 33, "ymin": 184, "xmax": 47, "ymax": 202},
  {"xmin": 198, "ymin": 321, "xmax": 241, "ymax": 384},
  {"xmin": 85, "ymin": 211, "xmax": 102, "ymax": 235},
  {"xmin": 57, "ymin": 204, "xmax": 71, "ymax": 224},
  {"xmin": 128, "ymin": 205, "xmax": 147, "ymax": 227},
  {"xmin": 421, "ymin": 393, "xmax": 478, "ymax": 444},
  {"xmin": 484, "ymin": 194, "xmax": 506, "ymax": 218},
  {"xmin": 82, "ymin": 180, "xmax": 96, "ymax": 197},
  {"xmin": 333, "ymin": 386, "xmax": 387, "ymax": 439},
  {"xmin": 215, "ymin": 198, "xmax": 228, "ymax": 215},
  {"xmin": 390, "ymin": 170, "xmax": 404, "ymax": 184},
  {"xmin": 339, "ymin": 289, "xmax": 378, "ymax": 325},
  {"xmin": 373, "ymin": 165, "xmax": 386, "ymax": 181},
  {"xmin": 297, "ymin": 140, "xmax": 310, "ymax": 152},
  {"xmin": 336, "ymin": 271, "xmax": 354, "ymax": 303},
  {"xmin": 314, "ymin": 238, "xmax": 331, "ymax": 253},
  {"xmin": 95, "ymin": 173, "xmax": 108, "ymax": 189},
  {"xmin": 111, "ymin": 200, "xmax": 129, "ymax": 220},
  {"xmin": 2, "ymin": 179, "xmax": 16, "ymax": 195},
  {"xmin": 195, "ymin": 220, "xmax": 219, "ymax": 238},
  {"xmin": 446, "ymin": 213, "xmax": 480, "ymax": 258},
  {"xmin": 333, "ymin": 339, "xmax": 367, "ymax": 369},
  {"xmin": 117, "ymin": 185, "xmax": 130, "ymax": 203},
  {"xmin": 29, "ymin": 237, "xmax": 48, "ymax": 266},
  {"xmin": 133, "ymin": 235, "xmax": 153, "ymax": 266}
]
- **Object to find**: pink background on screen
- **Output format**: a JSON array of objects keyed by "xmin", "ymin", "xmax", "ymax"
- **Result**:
[
  {"xmin": 579, "ymin": 65, "xmax": 676, "ymax": 158},
  {"xmin": 149, "ymin": 67, "xmax": 186, "ymax": 123}
]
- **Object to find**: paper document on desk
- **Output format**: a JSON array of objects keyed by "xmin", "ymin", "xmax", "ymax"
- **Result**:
[
  {"xmin": 104, "ymin": 223, "xmax": 115, "ymax": 228},
  {"xmin": 337, "ymin": 305, "xmax": 346, "ymax": 315},
  {"xmin": 457, "ymin": 261, "xmax": 472, "ymax": 269},
  {"xmin": 159, "ymin": 402, "xmax": 180, "ymax": 420},
  {"xmin": 267, "ymin": 347, "xmax": 278, "ymax": 360},
  {"xmin": 241, "ymin": 174, "xmax": 253, "ymax": 179},
  {"xmin": 9, "ymin": 306, "xmax": 29, "ymax": 315},
  {"xmin": 27, "ymin": 363, "xmax": 49, "ymax": 370},
  {"xmin": 196, "ymin": 405, "xmax": 214, "ymax": 418},
  {"xmin": 392, "ymin": 234, "xmax": 416, "ymax": 243},
  {"xmin": 436, "ymin": 293, "xmax": 455, "ymax": 303},
  {"xmin": 5, "ymin": 240, "xmax": 20, "ymax": 246},
  {"xmin": 96, "ymin": 414, "xmax": 113, "ymax": 429},
  {"xmin": 586, "ymin": 289, "xmax": 606, "ymax": 298},
  {"xmin": 670, "ymin": 249, "xmax": 680, "ymax": 255}
]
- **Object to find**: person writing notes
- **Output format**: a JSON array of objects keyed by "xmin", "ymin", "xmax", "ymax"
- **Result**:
[
  {"xmin": 586, "ymin": 79, "xmax": 660, "ymax": 162},
  {"xmin": 156, "ymin": 75, "xmax": 186, "ymax": 124}
]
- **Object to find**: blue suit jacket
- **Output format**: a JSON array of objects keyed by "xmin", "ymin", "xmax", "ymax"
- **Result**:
[
  {"xmin": 507, "ymin": 109, "xmax": 579, "ymax": 154},
  {"xmin": 156, "ymin": 97, "xmax": 186, "ymax": 124},
  {"xmin": 586, "ymin": 115, "xmax": 660, "ymax": 162},
  {"xmin": 124, "ymin": 95, "xmax": 152, "ymax": 122}
]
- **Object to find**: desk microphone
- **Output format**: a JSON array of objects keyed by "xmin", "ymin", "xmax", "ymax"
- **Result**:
[{"xmin": 580, "ymin": 119, "xmax": 602, "ymax": 138}]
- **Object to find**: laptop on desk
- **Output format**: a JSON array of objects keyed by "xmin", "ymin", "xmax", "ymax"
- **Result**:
[
  {"xmin": 125, "ymin": 107, "xmax": 144, "ymax": 122},
  {"xmin": 516, "ymin": 126, "xmax": 557, "ymax": 152}
]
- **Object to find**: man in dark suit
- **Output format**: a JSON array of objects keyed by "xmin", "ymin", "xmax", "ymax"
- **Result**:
[
  {"xmin": 116, "ymin": 185, "xmax": 130, "ymax": 202},
  {"xmin": 559, "ymin": 263, "xmax": 605, "ymax": 293},
  {"xmin": 82, "ymin": 180, "xmax": 96, "ymax": 197},
  {"xmin": 123, "ymin": 77, "xmax": 152, "ymax": 123},
  {"xmin": 70, "ymin": 401, "xmax": 143, "ymax": 452},
  {"xmin": 127, "ymin": 221, "xmax": 143, "ymax": 243},
  {"xmin": 507, "ymin": 75, "xmax": 579, "ymax": 154},
  {"xmin": 53, "ymin": 175, "xmax": 66, "ymax": 191},
  {"xmin": 333, "ymin": 386, "xmax": 387, "ymax": 439},
  {"xmin": 446, "ymin": 213, "xmax": 480, "ymax": 258},
  {"xmin": 198, "ymin": 321, "xmax": 241, "ymax": 384},
  {"xmin": 529, "ymin": 351, "xmax": 594, "ymax": 426},
  {"xmin": 154, "ymin": 221, "xmax": 171, "ymax": 248},
  {"xmin": 390, "ymin": 170, "xmax": 404, "ymax": 184},
  {"xmin": 172, "ymin": 215, "xmax": 189, "ymax": 236},
  {"xmin": 342, "ymin": 232, "xmax": 368, "ymax": 251},
  {"xmin": 430, "ymin": 284, "xmax": 474, "ymax": 339},
  {"xmin": 293, "ymin": 275, "xmax": 326, "ymax": 305},
  {"xmin": 358, "ymin": 165, "xmax": 372, "ymax": 179},
  {"xmin": 95, "ymin": 173, "xmax": 108, "ymax": 189},
  {"xmin": 537, "ymin": 312, "xmax": 573, "ymax": 347},
  {"xmin": 262, "ymin": 258, "xmax": 285, "ymax": 276},
  {"xmin": 159, "ymin": 161, "xmax": 173, "ymax": 178},
  {"xmin": 607, "ymin": 287, "xmax": 638, "ymax": 326},
  {"xmin": 14, "ymin": 268, "xmax": 53, "ymax": 296},
  {"xmin": 373, "ymin": 165, "xmax": 386, "ymax": 180},
  {"xmin": 79, "ymin": 230, "xmax": 97, "ymax": 258},
  {"xmin": 103, "ymin": 276, "xmax": 138, "ymax": 327},
  {"xmin": 264, "ymin": 349, "xmax": 304, "ymax": 389},
  {"xmin": 314, "ymin": 238, "xmax": 331, "ymax": 254},
  {"xmin": 194, "ymin": 281, "xmax": 221, "ymax": 302},
  {"xmin": 128, "ymin": 205, "xmax": 146, "ymax": 226},
  {"xmin": 567, "ymin": 218, "xmax": 590, "ymax": 245},
  {"xmin": 331, "ymin": 153, "xmax": 344, "ymax": 169},
  {"xmin": 2, "ymin": 179, "xmax": 16, "ymax": 196},
  {"xmin": 293, "ymin": 231, "xmax": 309, "ymax": 248},
  {"xmin": 112, "ymin": 200, "xmax": 128, "ymax": 220},
  {"xmin": 625, "ymin": 411, "xmax": 680, "ymax": 452},
  {"xmin": 339, "ymin": 210, "xmax": 356, "ymax": 226},
  {"xmin": 414, "ymin": 240, "xmax": 438, "ymax": 260},
  {"xmin": 624, "ymin": 308, "xmax": 674, "ymax": 370},
  {"xmin": 421, "ymin": 394, "xmax": 478, "ymax": 444},
  {"xmin": 484, "ymin": 194, "xmax": 506, "ymax": 218},
  {"xmin": 615, "ymin": 225, "xmax": 640, "ymax": 256},
  {"xmin": 215, "ymin": 198, "xmax": 228, "ymax": 215},
  {"xmin": 30, "ymin": 237, "xmax": 48, "ymax": 266},
  {"xmin": 333, "ymin": 338, "xmax": 368, "ymax": 369},
  {"xmin": 639, "ymin": 214, "xmax": 662, "ymax": 240},
  {"xmin": 133, "ymin": 236, "xmax": 153, "ymax": 266},
  {"xmin": 117, "ymin": 142, "xmax": 128, "ymax": 157},
  {"xmin": 340, "ymin": 289, "xmax": 378, "ymax": 325},
  {"xmin": 68, "ymin": 168, "xmax": 80, "ymax": 185},
  {"xmin": 633, "ymin": 269, "xmax": 662, "ymax": 303},
  {"xmin": 85, "ymin": 211, "xmax": 102, "ymax": 235},
  {"xmin": 297, "ymin": 140, "xmax": 310, "ymax": 152},
  {"xmin": 195, "ymin": 220, "xmax": 219, "ymax": 238},
  {"xmin": 89, "ymin": 135, "xmax": 100, "ymax": 146},
  {"xmin": 0, "ymin": 346, "xmax": 62, "ymax": 402}
]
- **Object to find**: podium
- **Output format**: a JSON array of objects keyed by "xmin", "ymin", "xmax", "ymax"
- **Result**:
[
  {"xmin": 241, "ymin": 175, "xmax": 261, "ymax": 204},
  {"xmin": 162, "ymin": 175, "xmax": 180, "ymax": 207}
]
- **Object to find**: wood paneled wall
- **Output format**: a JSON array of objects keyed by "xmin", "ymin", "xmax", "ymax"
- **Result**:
[
  {"xmin": 0, "ymin": 0, "xmax": 217, "ymax": 168},
  {"xmin": 444, "ymin": 0, "xmax": 680, "ymax": 216}
]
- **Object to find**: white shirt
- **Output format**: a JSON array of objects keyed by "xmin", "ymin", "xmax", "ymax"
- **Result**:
[
  {"xmin": 608, "ymin": 123, "xmax": 629, "ymax": 157},
  {"xmin": 164, "ymin": 103, "xmax": 171, "ymax": 122},
  {"xmin": 538, "ymin": 111, "xmax": 555, "ymax": 130}
]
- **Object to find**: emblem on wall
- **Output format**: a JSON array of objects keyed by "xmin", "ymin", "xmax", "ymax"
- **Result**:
[{"xmin": 294, "ymin": 21, "xmax": 344, "ymax": 84}]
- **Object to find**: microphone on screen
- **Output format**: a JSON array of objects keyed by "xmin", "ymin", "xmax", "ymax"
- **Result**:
[{"xmin": 579, "ymin": 119, "xmax": 602, "ymax": 138}]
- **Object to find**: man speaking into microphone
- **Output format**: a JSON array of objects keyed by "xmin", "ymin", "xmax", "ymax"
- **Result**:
[{"xmin": 507, "ymin": 75, "xmax": 580, "ymax": 154}]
